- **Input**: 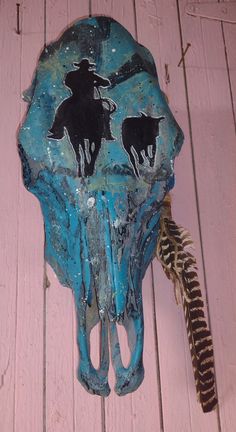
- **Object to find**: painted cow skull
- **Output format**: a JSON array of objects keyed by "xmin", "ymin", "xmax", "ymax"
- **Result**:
[{"xmin": 18, "ymin": 16, "xmax": 183, "ymax": 396}]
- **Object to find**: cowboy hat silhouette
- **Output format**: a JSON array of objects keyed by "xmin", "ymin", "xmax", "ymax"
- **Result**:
[{"xmin": 73, "ymin": 59, "xmax": 96, "ymax": 69}]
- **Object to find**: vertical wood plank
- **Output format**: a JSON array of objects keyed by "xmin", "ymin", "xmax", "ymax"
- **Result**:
[
  {"xmin": 136, "ymin": 2, "xmax": 195, "ymax": 430},
  {"xmin": 68, "ymin": 1, "xmax": 103, "ymax": 430},
  {"xmin": 135, "ymin": 2, "xmax": 195, "ymax": 430},
  {"xmin": 14, "ymin": 1, "xmax": 45, "ymax": 430},
  {"xmin": 91, "ymin": 2, "xmax": 163, "ymax": 431},
  {"xmin": 68, "ymin": 5, "xmax": 105, "ymax": 432},
  {"xmin": 45, "ymin": 268, "xmax": 74, "ymax": 432},
  {"xmin": 136, "ymin": 0, "xmax": 219, "ymax": 430},
  {"xmin": 0, "ymin": 1, "xmax": 21, "ymax": 430},
  {"xmin": 178, "ymin": 0, "xmax": 236, "ymax": 430},
  {"xmin": 133, "ymin": 268, "xmax": 163, "ymax": 432},
  {"xmin": 44, "ymin": 3, "xmax": 75, "ymax": 432},
  {"xmin": 92, "ymin": 0, "xmax": 136, "ymax": 30},
  {"xmin": 45, "ymin": 1, "xmax": 102, "ymax": 431},
  {"xmin": 69, "ymin": 0, "xmax": 89, "ymax": 24}
]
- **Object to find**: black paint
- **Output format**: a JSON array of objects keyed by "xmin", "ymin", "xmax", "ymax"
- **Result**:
[
  {"xmin": 108, "ymin": 53, "xmax": 157, "ymax": 89},
  {"xmin": 48, "ymin": 59, "xmax": 116, "ymax": 177},
  {"xmin": 122, "ymin": 113, "xmax": 164, "ymax": 177}
]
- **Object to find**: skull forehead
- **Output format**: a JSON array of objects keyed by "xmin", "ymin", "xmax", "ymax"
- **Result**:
[{"xmin": 19, "ymin": 16, "xmax": 183, "ymax": 195}]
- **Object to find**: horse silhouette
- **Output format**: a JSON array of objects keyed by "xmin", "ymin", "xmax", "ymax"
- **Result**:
[{"xmin": 48, "ymin": 59, "xmax": 116, "ymax": 177}]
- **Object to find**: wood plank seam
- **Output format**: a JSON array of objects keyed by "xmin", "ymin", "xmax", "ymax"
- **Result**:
[
  {"xmin": 151, "ymin": 263, "xmax": 165, "ymax": 432},
  {"xmin": 221, "ymin": 21, "xmax": 236, "ymax": 134},
  {"xmin": 43, "ymin": 259, "xmax": 47, "ymax": 432},
  {"xmin": 14, "ymin": 12, "xmax": 24, "ymax": 431}
]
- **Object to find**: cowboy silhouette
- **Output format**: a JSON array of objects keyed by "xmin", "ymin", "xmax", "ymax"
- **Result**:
[
  {"xmin": 65, "ymin": 59, "xmax": 109, "ymax": 99},
  {"xmin": 48, "ymin": 59, "xmax": 116, "ymax": 176}
]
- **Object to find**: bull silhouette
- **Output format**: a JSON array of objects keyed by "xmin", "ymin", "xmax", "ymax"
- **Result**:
[{"xmin": 122, "ymin": 113, "xmax": 164, "ymax": 177}]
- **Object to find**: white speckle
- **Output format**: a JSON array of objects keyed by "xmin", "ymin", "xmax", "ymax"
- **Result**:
[
  {"xmin": 61, "ymin": 152, "xmax": 64, "ymax": 156},
  {"xmin": 112, "ymin": 48, "xmax": 116, "ymax": 52},
  {"xmin": 66, "ymin": 47, "xmax": 69, "ymax": 51},
  {"xmin": 87, "ymin": 197, "xmax": 95, "ymax": 208},
  {"xmin": 114, "ymin": 219, "xmax": 120, "ymax": 228}
]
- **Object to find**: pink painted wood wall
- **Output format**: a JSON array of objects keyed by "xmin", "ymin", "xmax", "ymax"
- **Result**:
[{"xmin": 0, "ymin": 0, "xmax": 236, "ymax": 430}]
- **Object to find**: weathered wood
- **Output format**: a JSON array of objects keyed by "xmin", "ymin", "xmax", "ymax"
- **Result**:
[
  {"xmin": 44, "ymin": 4, "xmax": 75, "ymax": 430},
  {"xmin": 68, "ymin": 3, "xmax": 104, "ymax": 430},
  {"xmin": 44, "ymin": 1, "xmax": 102, "ymax": 431},
  {"xmin": 14, "ymin": 2, "xmax": 45, "ymax": 430},
  {"xmin": 0, "ymin": 1, "xmax": 22, "ymax": 431},
  {"xmin": 222, "ymin": 0, "xmax": 236, "ymax": 132}
]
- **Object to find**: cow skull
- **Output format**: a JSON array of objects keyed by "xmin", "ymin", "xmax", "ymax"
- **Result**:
[{"xmin": 18, "ymin": 16, "xmax": 183, "ymax": 396}]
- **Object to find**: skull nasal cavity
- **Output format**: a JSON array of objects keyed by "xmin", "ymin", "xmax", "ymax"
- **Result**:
[
  {"xmin": 90, "ymin": 324, "xmax": 100, "ymax": 369},
  {"xmin": 117, "ymin": 324, "xmax": 130, "ymax": 368}
]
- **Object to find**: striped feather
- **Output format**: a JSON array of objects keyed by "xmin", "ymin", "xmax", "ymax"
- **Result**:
[{"xmin": 156, "ymin": 194, "xmax": 218, "ymax": 413}]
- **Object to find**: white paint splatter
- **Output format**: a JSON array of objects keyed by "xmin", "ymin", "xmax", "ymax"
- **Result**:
[
  {"xmin": 113, "ymin": 219, "xmax": 121, "ymax": 228},
  {"xmin": 87, "ymin": 197, "xmax": 95, "ymax": 208}
]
